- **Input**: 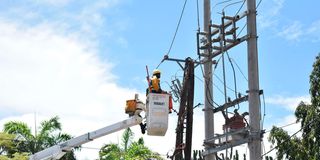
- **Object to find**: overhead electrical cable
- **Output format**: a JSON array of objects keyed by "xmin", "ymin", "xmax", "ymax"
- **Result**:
[
  {"xmin": 236, "ymin": 0, "xmax": 264, "ymax": 38},
  {"xmin": 226, "ymin": 51, "xmax": 240, "ymax": 109},
  {"xmin": 214, "ymin": 55, "xmax": 245, "ymax": 96},
  {"xmin": 156, "ymin": 0, "xmax": 188, "ymax": 69},
  {"xmin": 230, "ymin": 58, "xmax": 248, "ymax": 81},
  {"xmin": 261, "ymin": 118, "xmax": 317, "ymax": 157},
  {"xmin": 196, "ymin": 0, "xmax": 201, "ymax": 30},
  {"xmin": 234, "ymin": 0, "xmax": 246, "ymax": 16},
  {"xmin": 257, "ymin": 0, "xmax": 263, "ymax": 9},
  {"xmin": 200, "ymin": 62, "xmax": 221, "ymax": 108},
  {"xmin": 264, "ymin": 122, "xmax": 298, "ymax": 133},
  {"xmin": 261, "ymin": 92, "xmax": 266, "ymax": 129},
  {"xmin": 222, "ymin": 0, "xmax": 245, "ymax": 12}
]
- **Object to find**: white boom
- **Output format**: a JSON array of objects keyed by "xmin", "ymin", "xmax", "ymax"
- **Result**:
[
  {"xmin": 29, "ymin": 115, "xmax": 142, "ymax": 160},
  {"xmin": 29, "ymin": 93, "xmax": 170, "ymax": 160}
]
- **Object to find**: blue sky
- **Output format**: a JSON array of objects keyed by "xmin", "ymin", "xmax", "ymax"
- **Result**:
[{"xmin": 0, "ymin": 0, "xmax": 319, "ymax": 159}]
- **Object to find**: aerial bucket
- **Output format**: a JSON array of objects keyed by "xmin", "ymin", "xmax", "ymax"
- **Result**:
[{"xmin": 146, "ymin": 93, "xmax": 169, "ymax": 136}]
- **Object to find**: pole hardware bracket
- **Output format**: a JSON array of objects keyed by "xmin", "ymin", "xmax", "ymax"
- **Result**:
[
  {"xmin": 248, "ymin": 130, "xmax": 264, "ymax": 142},
  {"xmin": 246, "ymin": 89, "xmax": 263, "ymax": 94}
]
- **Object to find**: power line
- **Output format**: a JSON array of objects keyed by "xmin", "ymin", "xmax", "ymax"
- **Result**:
[
  {"xmin": 237, "ymin": 23, "xmax": 247, "ymax": 37},
  {"xmin": 236, "ymin": 0, "xmax": 263, "ymax": 38},
  {"xmin": 230, "ymin": 58, "xmax": 248, "ymax": 81},
  {"xmin": 256, "ymin": 0, "xmax": 263, "ymax": 9},
  {"xmin": 234, "ymin": 0, "xmax": 246, "ymax": 16},
  {"xmin": 261, "ymin": 118, "xmax": 316, "ymax": 157},
  {"xmin": 213, "ymin": 55, "xmax": 246, "ymax": 96},
  {"xmin": 166, "ymin": 0, "xmax": 188, "ymax": 55},
  {"xmin": 264, "ymin": 122, "xmax": 298, "ymax": 133},
  {"xmin": 213, "ymin": 73, "xmax": 244, "ymax": 96},
  {"xmin": 194, "ymin": 68, "xmax": 226, "ymax": 97},
  {"xmin": 202, "ymin": 77, "xmax": 225, "ymax": 97},
  {"xmin": 156, "ymin": 0, "xmax": 188, "ymax": 69},
  {"xmin": 233, "ymin": 0, "xmax": 247, "ymax": 38},
  {"xmin": 226, "ymin": 51, "xmax": 240, "ymax": 109},
  {"xmin": 196, "ymin": 0, "xmax": 201, "ymax": 30},
  {"xmin": 262, "ymin": 141, "xmax": 266, "ymax": 157},
  {"xmin": 212, "ymin": 0, "xmax": 243, "ymax": 11},
  {"xmin": 262, "ymin": 126, "xmax": 302, "ymax": 157},
  {"xmin": 213, "ymin": 0, "xmax": 234, "ymax": 8},
  {"xmin": 261, "ymin": 92, "xmax": 266, "ymax": 129},
  {"xmin": 200, "ymin": 62, "xmax": 221, "ymax": 108},
  {"xmin": 81, "ymin": 146, "xmax": 101, "ymax": 150},
  {"xmin": 222, "ymin": 0, "xmax": 245, "ymax": 12}
]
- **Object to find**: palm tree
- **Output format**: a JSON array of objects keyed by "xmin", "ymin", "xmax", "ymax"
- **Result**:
[
  {"xmin": 99, "ymin": 128, "xmax": 164, "ymax": 160},
  {"xmin": 2, "ymin": 116, "xmax": 76, "ymax": 159},
  {"xmin": 99, "ymin": 143, "xmax": 122, "ymax": 159}
]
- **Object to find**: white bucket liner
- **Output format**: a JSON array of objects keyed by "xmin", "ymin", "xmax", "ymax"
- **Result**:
[{"xmin": 146, "ymin": 93, "xmax": 169, "ymax": 136}]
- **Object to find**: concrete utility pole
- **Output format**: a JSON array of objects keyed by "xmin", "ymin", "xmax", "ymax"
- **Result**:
[
  {"xmin": 203, "ymin": 0, "xmax": 215, "ymax": 160},
  {"xmin": 247, "ymin": 0, "xmax": 262, "ymax": 159}
]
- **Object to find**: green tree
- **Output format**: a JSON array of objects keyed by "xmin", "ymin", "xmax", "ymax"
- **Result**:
[
  {"xmin": 0, "ymin": 132, "xmax": 29, "ymax": 159},
  {"xmin": 0, "ymin": 132, "xmax": 16, "ymax": 155},
  {"xmin": 2, "ymin": 116, "xmax": 76, "ymax": 159},
  {"xmin": 268, "ymin": 54, "xmax": 320, "ymax": 160},
  {"xmin": 0, "ymin": 153, "xmax": 29, "ymax": 160},
  {"xmin": 99, "ymin": 128, "xmax": 164, "ymax": 160}
]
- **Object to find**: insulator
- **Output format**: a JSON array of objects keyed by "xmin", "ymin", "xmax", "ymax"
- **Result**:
[{"xmin": 176, "ymin": 79, "xmax": 182, "ymax": 91}]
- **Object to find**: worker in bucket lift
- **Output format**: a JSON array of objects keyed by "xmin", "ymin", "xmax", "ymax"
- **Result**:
[
  {"xmin": 141, "ymin": 69, "xmax": 165, "ymax": 134},
  {"xmin": 146, "ymin": 69, "xmax": 167, "ymax": 95},
  {"xmin": 150, "ymin": 69, "xmax": 163, "ymax": 93},
  {"xmin": 146, "ymin": 69, "xmax": 173, "ymax": 114}
]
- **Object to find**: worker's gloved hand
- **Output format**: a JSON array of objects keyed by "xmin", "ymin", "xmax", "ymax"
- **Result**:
[{"xmin": 139, "ymin": 123, "xmax": 146, "ymax": 134}]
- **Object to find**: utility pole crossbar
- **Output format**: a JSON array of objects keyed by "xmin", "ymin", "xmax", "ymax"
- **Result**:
[
  {"xmin": 212, "ymin": 95, "xmax": 248, "ymax": 113},
  {"xmin": 210, "ymin": 35, "xmax": 248, "ymax": 58},
  {"xmin": 204, "ymin": 127, "xmax": 249, "ymax": 145},
  {"xmin": 203, "ymin": 138, "xmax": 249, "ymax": 156},
  {"xmin": 208, "ymin": 11, "xmax": 248, "ymax": 38},
  {"xmin": 213, "ymin": 89, "xmax": 262, "ymax": 113}
]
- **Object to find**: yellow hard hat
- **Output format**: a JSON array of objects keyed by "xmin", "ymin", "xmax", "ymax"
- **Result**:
[{"xmin": 153, "ymin": 69, "xmax": 161, "ymax": 75}]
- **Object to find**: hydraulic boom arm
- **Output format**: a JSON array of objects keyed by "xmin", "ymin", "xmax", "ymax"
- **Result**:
[
  {"xmin": 30, "ymin": 115, "xmax": 142, "ymax": 160},
  {"xmin": 30, "ymin": 93, "xmax": 170, "ymax": 160}
]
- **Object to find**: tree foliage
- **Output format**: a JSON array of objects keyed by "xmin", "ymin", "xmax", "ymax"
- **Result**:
[
  {"xmin": 1, "ymin": 116, "xmax": 76, "ymax": 159},
  {"xmin": 268, "ymin": 54, "xmax": 320, "ymax": 160},
  {"xmin": 99, "ymin": 128, "xmax": 164, "ymax": 160},
  {"xmin": 0, "ymin": 152, "xmax": 29, "ymax": 160},
  {"xmin": 0, "ymin": 133, "xmax": 16, "ymax": 155}
]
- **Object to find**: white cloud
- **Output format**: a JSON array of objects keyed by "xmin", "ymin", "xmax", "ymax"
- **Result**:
[
  {"xmin": 0, "ymin": 17, "xmax": 209, "ymax": 160},
  {"xmin": 0, "ymin": 0, "xmax": 125, "ymax": 46},
  {"xmin": 72, "ymin": 0, "xmax": 123, "ymax": 39},
  {"xmin": 265, "ymin": 95, "xmax": 310, "ymax": 111},
  {"xmin": 257, "ymin": 0, "xmax": 320, "ymax": 43},
  {"xmin": 270, "ymin": 0, "xmax": 285, "ymax": 16},
  {"xmin": 257, "ymin": 0, "xmax": 285, "ymax": 29},
  {"xmin": 307, "ymin": 20, "xmax": 320, "ymax": 42},
  {"xmin": 0, "ymin": 19, "xmax": 142, "ymax": 159},
  {"xmin": 32, "ymin": 0, "xmax": 72, "ymax": 6},
  {"xmin": 274, "ymin": 18, "xmax": 320, "ymax": 42},
  {"xmin": 277, "ymin": 21, "xmax": 303, "ymax": 41}
]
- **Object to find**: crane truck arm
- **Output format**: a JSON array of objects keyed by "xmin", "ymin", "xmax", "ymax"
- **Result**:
[
  {"xmin": 29, "ymin": 115, "xmax": 142, "ymax": 160},
  {"xmin": 29, "ymin": 93, "xmax": 171, "ymax": 160}
]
